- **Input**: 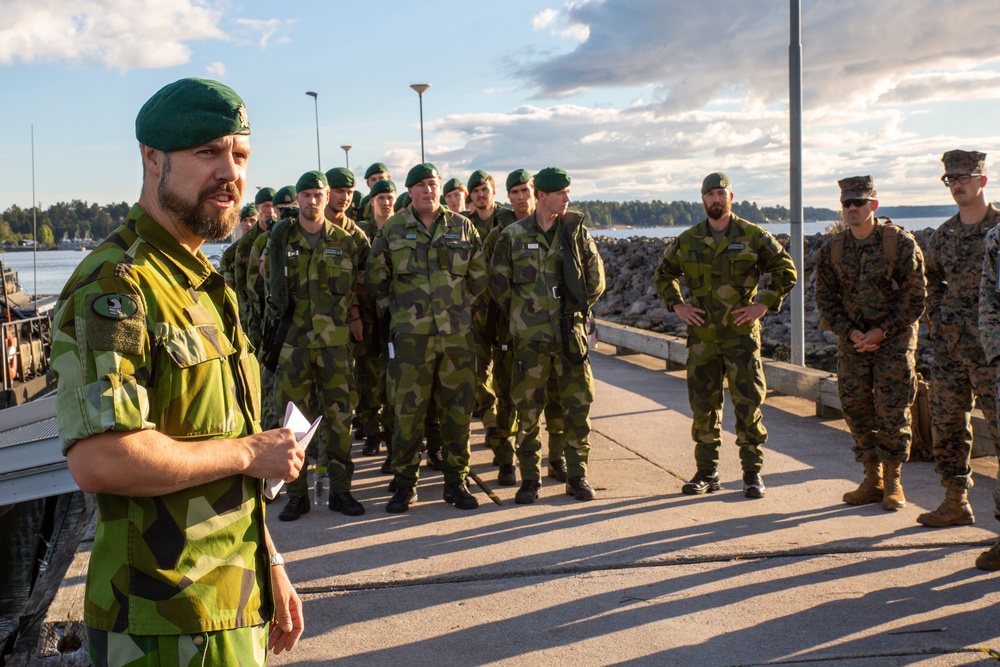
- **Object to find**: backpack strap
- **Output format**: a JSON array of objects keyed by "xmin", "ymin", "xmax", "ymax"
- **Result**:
[
  {"xmin": 830, "ymin": 230, "xmax": 847, "ymax": 278},
  {"xmin": 879, "ymin": 218, "xmax": 899, "ymax": 288}
]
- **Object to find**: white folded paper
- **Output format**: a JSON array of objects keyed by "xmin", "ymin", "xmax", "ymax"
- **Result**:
[{"xmin": 263, "ymin": 402, "xmax": 322, "ymax": 500}]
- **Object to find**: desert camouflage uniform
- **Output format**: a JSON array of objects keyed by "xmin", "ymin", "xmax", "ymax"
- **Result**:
[
  {"xmin": 50, "ymin": 206, "xmax": 269, "ymax": 648},
  {"xmin": 268, "ymin": 218, "xmax": 367, "ymax": 497},
  {"xmin": 366, "ymin": 206, "xmax": 486, "ymax": 487},
  {"xmin": 815, "ymin": 220, "xmax": 926, "ymax": 463},
  {"xmin": 489, "ymin": 212, "xmax": 605, "ymax": 480},
  {"xmin": 977, "ymin": 224, "xmax": 1000, "ymax": 518},
  {"xmin": 656, "ymin": 214, "xmax": 797, "ymax": 472},
  {"xmin": 925, "ymin": 206, "xmax": 1000, "ymax": 489}
]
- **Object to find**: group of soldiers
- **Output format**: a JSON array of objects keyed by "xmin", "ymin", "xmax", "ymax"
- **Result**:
[
  {"xmin": 655, "ymin": 151, "xmax": 1000, "ymax": 572},
  {"xmin": 220, "ymin": 161, "xmax": 605, "ymax": 519}
]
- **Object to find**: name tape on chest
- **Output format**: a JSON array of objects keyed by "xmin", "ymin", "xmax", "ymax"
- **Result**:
[
  {"xmin": 406, "ymin": 233, "xmax": 418, "ymax": 240},
  {"xmin": 528, "ymin": 242, "xmax": 540, "ymax": 250},
  {"xmin": 727, "ymin": 242, "xmax": 746, "ymax": 252},
  {"xmin": 325, "ymin": 248, "xmax": 344, "ymax": 257}
]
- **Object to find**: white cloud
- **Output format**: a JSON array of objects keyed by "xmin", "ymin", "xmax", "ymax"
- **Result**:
[
  {"xmin": 234, "ymin": 18, "xmax": 295, "ymax": 49},
  {"xmin": 206, "ymin": 61, "xmax": 226, "ymax": 77},
  {"xmin": 0, "ymin": 0, "xmax": 227, "ymax": 70}
]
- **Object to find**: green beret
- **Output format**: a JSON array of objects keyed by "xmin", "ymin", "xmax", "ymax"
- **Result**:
[
  {"xmin": 701, "ymin": 172, "xmax": 731, "ymax": 195},
  {"xmin": 942, "ymin": 150, "xmax": 986, "ymax": 176},
  {"xmin": 325, "ymin": 167, "xmax": 356, "ymax": 189},
  {"xmin": 136, "ymin": 78, "xmax": 250, "ymax": 152},
  {"xmin": 394, "ymin": 192, "xmax": 412, "ymax": 211},
  {"xmin": 405, "ymin": 163, "xmax": 440, "ymax": 188},
  {"xmin": 468, "ymin": 170, "xmax": 492, "ymax": 191},
  {"xmin": 240, "ymin": 203, "xmax": 258, "ymax": 219},
  {"xmin": 273, "ymin": 185, "xmax": 297, "ymax": 205},
  {"xmin": 296, "ymin": 170, "xmax": 328, "ymax": 192},
  {"xmin": 838, "ymin": 175, "xmax": 876, "ymax": 202},
  {"xmin": 371, "ymin": 179, "xmax": 397, "ymax": 197},
  {"xmin": 365, "ymin": 162, "xmax": 390, "ymax": 179},
  {"xmin": 443, "ymin": 178, "xmax": 465, "ymax": 196},
  {"xmin": 534, "ymin": 167, "xmax": 571, "ymax": 193},
  {"xmin": 352, "ymin": 191, "xmax": 362, "ymax": 207},
  {"xmin": 254, "ymin": 187, "xmax": 276, "ymax": 206},
  {"xmin": 506, "ymin": 169, "xmax": 532, "ymax": 193}
]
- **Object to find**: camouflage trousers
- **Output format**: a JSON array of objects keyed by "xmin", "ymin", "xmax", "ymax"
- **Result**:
[
  {"xmin": 353, "ymin": 337, "xmax": 382, "ymax": 437},
  {"xmin": 86, "ymin": 625, "xmax": 266, "ymax": 667},
  {"xmin": 388, "ymin": 331, "xmax": 475, "ymax": 487},
  {"xmin": 276, "ymin": 344, "xmax": 356, "ymax": 495},
  {"xmin": 512, "ymin": 339, "xmax": 593, "ymax": 480},
  {"xmin": 492, "ymin": 343, "xmax": 565, "ymax": 466},
  {"xmin": 686, "ymin": 334, "xmax": 767, "ymax": 473},
  {"xmin": 837, "ymin": 337, "xmax": 916, "ymax": 464},
  {"xmin": 254, "ymin": 361, "xmax": 278, "ymax": 430},
  {"xmin": 930, "ymin": 335, "xmax": 1000, "ymax": 489},
  {"xmin": 473, "ymin": 323, "xmax": 498, "ymax": 428}
]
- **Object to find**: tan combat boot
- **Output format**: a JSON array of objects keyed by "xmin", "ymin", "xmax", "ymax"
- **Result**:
[
  {"xmin": 975, "ymin": 540, "xmax": 1000, "ymax": 571},
  {"xmin": 843, "ymin": 460, "xmax": 883, "ymax": 505},
  {"xmin": 882, "ymin": 461, "xmax": 906, "ymax": 511},
  {"xmin": 916, "ymin": 486, "xmax": 975, "ymax": 527}
]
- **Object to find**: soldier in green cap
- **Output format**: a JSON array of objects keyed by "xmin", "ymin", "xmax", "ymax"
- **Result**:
[
  {"xmin": 366, "ymin": 163, "xmax": 487, "ymax": 513},
  {"xmin": 222, "ymin": 204, "xmax": 257, "ymax": 288},
  {"xmin": 234, "ymin": 187, "xmax": 276, "ymax": 330},
  {"xmin": 920, "ymin": 150, "xmax": 1000, "ymax": 543},
  {"xmin": 815, "ymin": 175, "xmax": 925, "ymax": 512},
  {"xmin": 656, "ymin": 172, "xmax": 797, "ymax": 500},
  {"xmin": 269, "ymin": 171, "xmax": 369, "ymax": 521},
  {"xmin": 356, "ymin": 163, "xmax": 391, "ymax": 222},
  {"xmin": 51, "ymin": 77, "xmax": 304, "ymax": 665},
  {"xmin": 490, "ymin": 167, "xmax": 605, "ymax": 503},
  {"xmin": 443, "ymin": 178, "xmax": 468, "ymax": 213}
]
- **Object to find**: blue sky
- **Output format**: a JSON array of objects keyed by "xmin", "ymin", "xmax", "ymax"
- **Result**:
[{"xmin": 2, "ymin": 0, "xmax": 1000, "ymax": 214}]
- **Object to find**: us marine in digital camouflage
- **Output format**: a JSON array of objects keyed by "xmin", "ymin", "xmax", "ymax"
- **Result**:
[{"xmin": 656, "ymin": 172, "xmax": 796, "ymax": 500}]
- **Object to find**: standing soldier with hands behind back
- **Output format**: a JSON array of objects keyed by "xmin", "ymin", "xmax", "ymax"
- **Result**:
[
  {"xmin": 920, "ymin": 151, "xmax": 1000, "ymax": 534},
  {"xmin": 51, "ymin": 78, "xmax": 303, "ymax": 665},
  {"xmin": 656, "ymin": 173, "xmax": 796, "ymax": 500},
  {"xmin": 815, "ymin": 176, "xmax": 926, "ymax": 512}
]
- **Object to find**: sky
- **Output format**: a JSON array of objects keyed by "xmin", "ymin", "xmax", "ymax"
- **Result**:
[{"xmin": 2, "ymin": 0, "xmax": 1000, "ymax": 215}]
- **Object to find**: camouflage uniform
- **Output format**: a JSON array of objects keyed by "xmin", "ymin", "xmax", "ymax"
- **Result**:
[
  {"xmin": 268, "ymin": 218, "xmax": 367, "ymax": 497},
  {"xmin": 220, "ymin": 241, "xmax": 238, "ymax": 287},
  {"xmin": 815, "ymin": 220, "xmax": 926, "ymax": 463},
  {"xmin": 656, "ymin": 214, "xmax": 796, "ymax": 473},
  {"xmin": 231, "ymin": 223, "xmax": 260, "ymax": 323},
  {"xmin": 489, "ymin": 213, "xmax": 606, "ymax": 481},
  {"xmin": 357, "ymin": 218, "xmax": 391, "ymax": 443},
  {"xmin": 51, "ymin": 206, "xmax": 269, "ymax": 642},
  {"xmin": 248, "ymin": 226, "xmax": 278, "ymax": 428},
  {"xmin": 925, "ymin": 205, "xmax": 1000, "ymax": 488},
  {"xmin": 366, "ymin": 206, "xmax": 486, "ymax": 488},
  {"xmin": 86, "ymin": 625, "xmax": 266, "ymax": 667},
  {"xmin": 977, "ymin": 225, "xmax": 1000, "ymax": 518}
]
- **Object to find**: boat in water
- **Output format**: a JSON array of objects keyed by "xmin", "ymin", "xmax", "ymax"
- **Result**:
[{"xmin": 1, "ymin": 262, "xmax": 55, "ymax": 410}]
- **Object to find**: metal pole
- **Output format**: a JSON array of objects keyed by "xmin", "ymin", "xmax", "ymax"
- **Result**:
[
  {"xmin": 306, "ymin": 92, "xmax": 321, "ymax": 170},
  {"xmin": 31, "ymin": 125, "xmax": 37, "ymax": 313},
  {"xmin": 788, "ymin": 0, "xmax": 805, "ymax": 366},
  {"xmin": 410, "ymin": 84, "xmax": 431, "ymax": 162},
  {"xmin": 341, "ymin": 145, "xmax": 352, "ymax": 169}
]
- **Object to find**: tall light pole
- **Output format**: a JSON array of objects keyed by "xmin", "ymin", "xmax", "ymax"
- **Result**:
[
  {"xmin": 340, "ymin": 145, "xmax": 352, "ymax": 169},
  {"xmin": 788, "ymin": 0, "xmax": 804, "ymax": 366},
  {"xmin": 305, "ymin": 91, "xmax": 321, "ymax": 170},
  {"xmin": 410, "ymin": 83, "xmax": 431, "ymax": 162}
]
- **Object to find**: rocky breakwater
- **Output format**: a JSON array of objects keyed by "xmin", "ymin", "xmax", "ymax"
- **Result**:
[{"xmin": 592, "ymin": 228, "xmax": 936, "ymax": 374}]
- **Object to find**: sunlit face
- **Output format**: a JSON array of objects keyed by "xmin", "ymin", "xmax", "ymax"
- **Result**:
[
  {"xmin": 946, "ymin": 173, "xmax": 987, "ymax": 208},
  {"xmin": 701, "ymin": 187, "xmax": 732, "ymax": 221},
  {"xmin": 256, "ymin": 201, "xmax": 277, "ymax": 225},
  {"xmin": 444, "ymin": 188, "xmax": 467, "ymax": 211},
  {"xmin": 155, "ymin": 134, "xmax": 250, "ymax": 241},
  {"xmin": 841, "ymin": 198, "xmax": 877, "ymax": 227},
  {"xmin": 367, "ymin": 171, "xmax": 389, "ymax": 189},
  {"xmin": 373, "ymin": 192, "xmax": 396, "ymax": 221},
  {"xmin": 239, "ymin": 214, "xmax": 257, "ymax": 234},
  {"xmin": 471, "ymin": 181, "xmax": 495, "ymax": 212},
  {"xmin": 537, "ymin": 187, "xmax": 570, "ymax": 219},
  {"xmin": 408, "ymin": 177, "xmax": 442, "ymax": 217},
  {"xmin": 296, "ymin": 187, "xmax": 329, "ymax": 223},
  {"xmin": 508, "ymin": 182, "xmax": 534, "ymax": 219},
  {"xmin": 327, "ymin": 187, "xmax": 354, "ymax": 215}
]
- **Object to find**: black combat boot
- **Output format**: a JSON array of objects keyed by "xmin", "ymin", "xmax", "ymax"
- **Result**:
[
  {"xmin": 682, "ymin": 469, "xmax": 721, "ymax": 495},
  {"xmin": 565, "ymin": 476, "xmax": 596, "ymax": 501},
  {"xmin": 443, "ymin": 481, "xmax": 479, "ymax": 510},
  {"xmin": 515, "ymin": 480, "xmax": 541, "ymax": 505},
  {"xmin": 386, "ymin": 485, "xmax": 417, "ymax": 513},
  {"xmin": 278, "ymin": 494, "xmax": 311, "ymax": 522},
  {"xmin": 328, "ymin": 491, "xmax": 365, "ymax": 516}
]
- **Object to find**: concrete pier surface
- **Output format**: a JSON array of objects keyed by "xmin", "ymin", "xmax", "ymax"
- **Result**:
[{"xmin": 267, "ymin": 345, "xmax": 1000, "ymax": 667}]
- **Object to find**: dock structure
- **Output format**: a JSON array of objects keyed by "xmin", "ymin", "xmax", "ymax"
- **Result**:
[{"xmin": 13, "ymin": 334, "xmax": 1000, "ymax": 665}]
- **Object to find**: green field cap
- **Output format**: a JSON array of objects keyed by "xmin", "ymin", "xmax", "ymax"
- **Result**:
[
  {"xmin": 405, "ymin": 163, "xmax": 440, "ymax": 188},
  {"xmin": 701, "ymin": 172, "xmax": 731, "ymax": 195},
  {"xmin": 443, "ymin": 178, "xmax": 465, "ymax": 196},
  {"xmin": 273, "ymin": 185, "xmax": 297, "ymax": 205},
  {"xmin": 254, "ymin": 187, "xmax": 276, "ymax": 206},
  {"xmin": 394, "ymin": 192, "xmax": 412, "ymax": 211},
  {"xmin": 534, "ymin": 167, "xmax": 571, "ymax": 193},
  {"xmin": 506, "ymin": 169, "xmax": 532, "ymax": 193},
  {"xmin": 240, "ymin": 203, "xmax": 258, "ymax": 219},
  {"xmin": 325, "ymin": 167, "xmax": 356, "ymax": 189},
  {"xmin": 371, "ymin": 179, "xmax": 397, "ymax": 196},
  {"xmin": 837, "ymin": 175, "xmax": 876, "ymax": 202},
  {"xmin": 136, "ymin": 78, "xmax": 250, "ymax": 151},
  {"xmin": 365, "ymin": 162, "xmax": 389, "ymax": 179},
  {"xmin": 296, "ymin": 171, "xmax": 328, "ymax": 192}
]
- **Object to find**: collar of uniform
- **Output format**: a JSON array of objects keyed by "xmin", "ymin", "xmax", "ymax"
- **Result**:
[
  {"xmin": 695, "ymin": 213, "xmax": 746, "ymax": 239},
  {"xmin": 402, "ymin": 206, "xmax": 448, "ymax": 232},
  {"xmin": 128, "ymin": 204, "xmax": 217, "ymax": 288}
]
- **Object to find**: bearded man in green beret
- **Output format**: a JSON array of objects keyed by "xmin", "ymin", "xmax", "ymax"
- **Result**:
[
  {"xmin": 366, "ymin": 163, "xmax": 487, "ymax": 513},
  {"xmin": 50, "ymin": 77, "xmax": 304, "ymax": 665}
]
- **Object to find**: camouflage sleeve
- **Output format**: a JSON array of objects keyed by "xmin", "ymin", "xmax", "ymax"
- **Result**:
[
  {"xmin": 221, "ymin": 245, "xmax": 237, "ymax": 287},
  {"xmin": 365, "ymin": 224, "xmax": 391, "ymax": 316},
  {"xmin": 51, "ymin": 278, "xmax": 155, "ymax": 452},
  {"xmin": 755, "ymin": 231, "xmax": 797, "ymax": 311},
  {"xmin": 655, "ymin": 238, "xmax": 684, "ymax": 311},
  {"xmin": 979, "ymin": 227, "xmax": 1000, "ymax": 364},
  {"xmin": 355, "ymin": 228, "xmax": 371, "ymax": 294},
  {"xmin": 488, "ymin": 228, "xmax": 514, "ymax": 316},
  {"xmin": 813, "ymin": 240, "xmax": 856, "ymax": 339},
  {"xmin": 884, "ymin": 234, "xmax": 926, "ymax": 336},
  {"xmin": 584, "ymin": 230, "xmax": 606, "ymax": 307},
  {"xmin": 923, "ymin": 229, "xmax": 944, "ymax": 327},
  {"xmin": 464, "ymin": 224, "xmax": 487, "ymax": 299}
]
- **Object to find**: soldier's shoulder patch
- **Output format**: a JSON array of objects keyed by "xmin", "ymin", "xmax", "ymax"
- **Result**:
[
  {"xmin": 85, "ymin": 291, "xmax": 144, "ymax": 354},
  {"xmin": 91, "ymin": 293, "xmax": 139, "ymax": 320}
]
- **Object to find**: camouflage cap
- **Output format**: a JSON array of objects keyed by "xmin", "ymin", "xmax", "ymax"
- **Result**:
[
  {"xmin": 942, "ymin": 149, "xmax": 986, "ymax": 176},
  {"xmin": 838, "ymin": 175, "xmax": 876, "ymax": 202},
  {"xmin": 296, "ymin": 170, "xmax": 328, "ymax": 192},
  {"xmin": 240, "ymin": 203, "xmax": 258, "ymax": 219},
  {"xmin": 365, "ymin": 162, "xmax": 390, "ymax": 179},
  {"xmin": 468, "ymin": 170, "xmax": 492, "ymax": 191},
  {"xmin": 405, "ymin": 163, "xmax": 440, "ymax": 188},
  {"xmin": 701, "ymin": 172, "xmax": 731, "ymax": 195},
  {"xmin": 394, "ymin": 191, "xmax": 412, "ymax": 211},
  {"xmin": 254, "ymin": 187, "xmax": 276, "ymax": 206},
  {"xmin": 136, "ymin": 78, "xmax": 250, "ymax": 152},
  {"xmin": 273, "ymin": 185, "xmax": 297, "ymax": 205},
  {"xmin": 443, "ymin": 178, "xmax": 466, "ymax": 196},
  {"xmin": 325, "ymin": 167, "xmax": 356, "ymax": 189},
  {"xmin": 506, "ymin": 169, "xmax": 533, "ymax": 193},
  {"xmin": 371, "ymin": 179, "xmax": 396, "ymax": 197},
  {"xmin": 534, "ymin": 167, "xmax": 571, "ymax": 193}
]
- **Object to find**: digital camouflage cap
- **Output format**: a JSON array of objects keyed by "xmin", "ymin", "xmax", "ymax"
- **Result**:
[
  {"xmin": 942, "ymin": 150, "xmax": 986, "ymax": 176},
  {"xmin": 136, "ymin": 78, "xmax": 249, "ymax": 151},
  {"xmin": 838, "ymin": 175, "xmax": 876, "ymax": 202}
]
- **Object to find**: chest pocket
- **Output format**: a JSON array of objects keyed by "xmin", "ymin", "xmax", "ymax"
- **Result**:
[
  {"xmin": 511, "ymin": 246, "xmax": 541, "ymax": 285},
  {"xmin": 323, "ymin": 248, "xmax": 354, "ymax": 294},
  {"xmin": 389, "ymin": 238, "xmax": 420, "ymax": 276},
  {"xmin": 681, "ymin": 244, "xmax": 712, "ymax": 291},
  {"xmin": 157, "ymin": 324, "xmax": 238, "ymax": 438},
  {"xmin": 444, "ymin": 239, "xmax": 472, "ymax": 276},
  {"xmin": 724, "ymin": 244, "xmax": 759, "ymax": 288}
]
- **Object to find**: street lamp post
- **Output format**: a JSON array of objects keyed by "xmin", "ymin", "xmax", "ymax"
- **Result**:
[
  {"xmin": 306, "ymin": 91, "xmax": 321, "ymax": 171},
  {"xmin": 341, "ymin": 145, "xmax": 352, "ymax": 169},
  {"xmin": 410, "ymin": 83, "xmax": 431, "ymax": 162}
]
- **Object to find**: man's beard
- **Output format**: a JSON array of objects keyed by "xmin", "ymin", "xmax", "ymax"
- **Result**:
[
  {"xmin": 704, "ymin": 202, "xmax": 730, "ymax": 220},
  {"xmin": 157, "ymin": 161, "xmax": 241, "ymax": 241}
]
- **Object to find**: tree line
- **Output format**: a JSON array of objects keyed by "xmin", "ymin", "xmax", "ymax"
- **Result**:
[
  {"xmin": 570, "ymin": 199, "xmax": 838, "ymax": 228},
  {"xmin": 0, "ymin": 201, "xmax": 131, "ymax": 246}
]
